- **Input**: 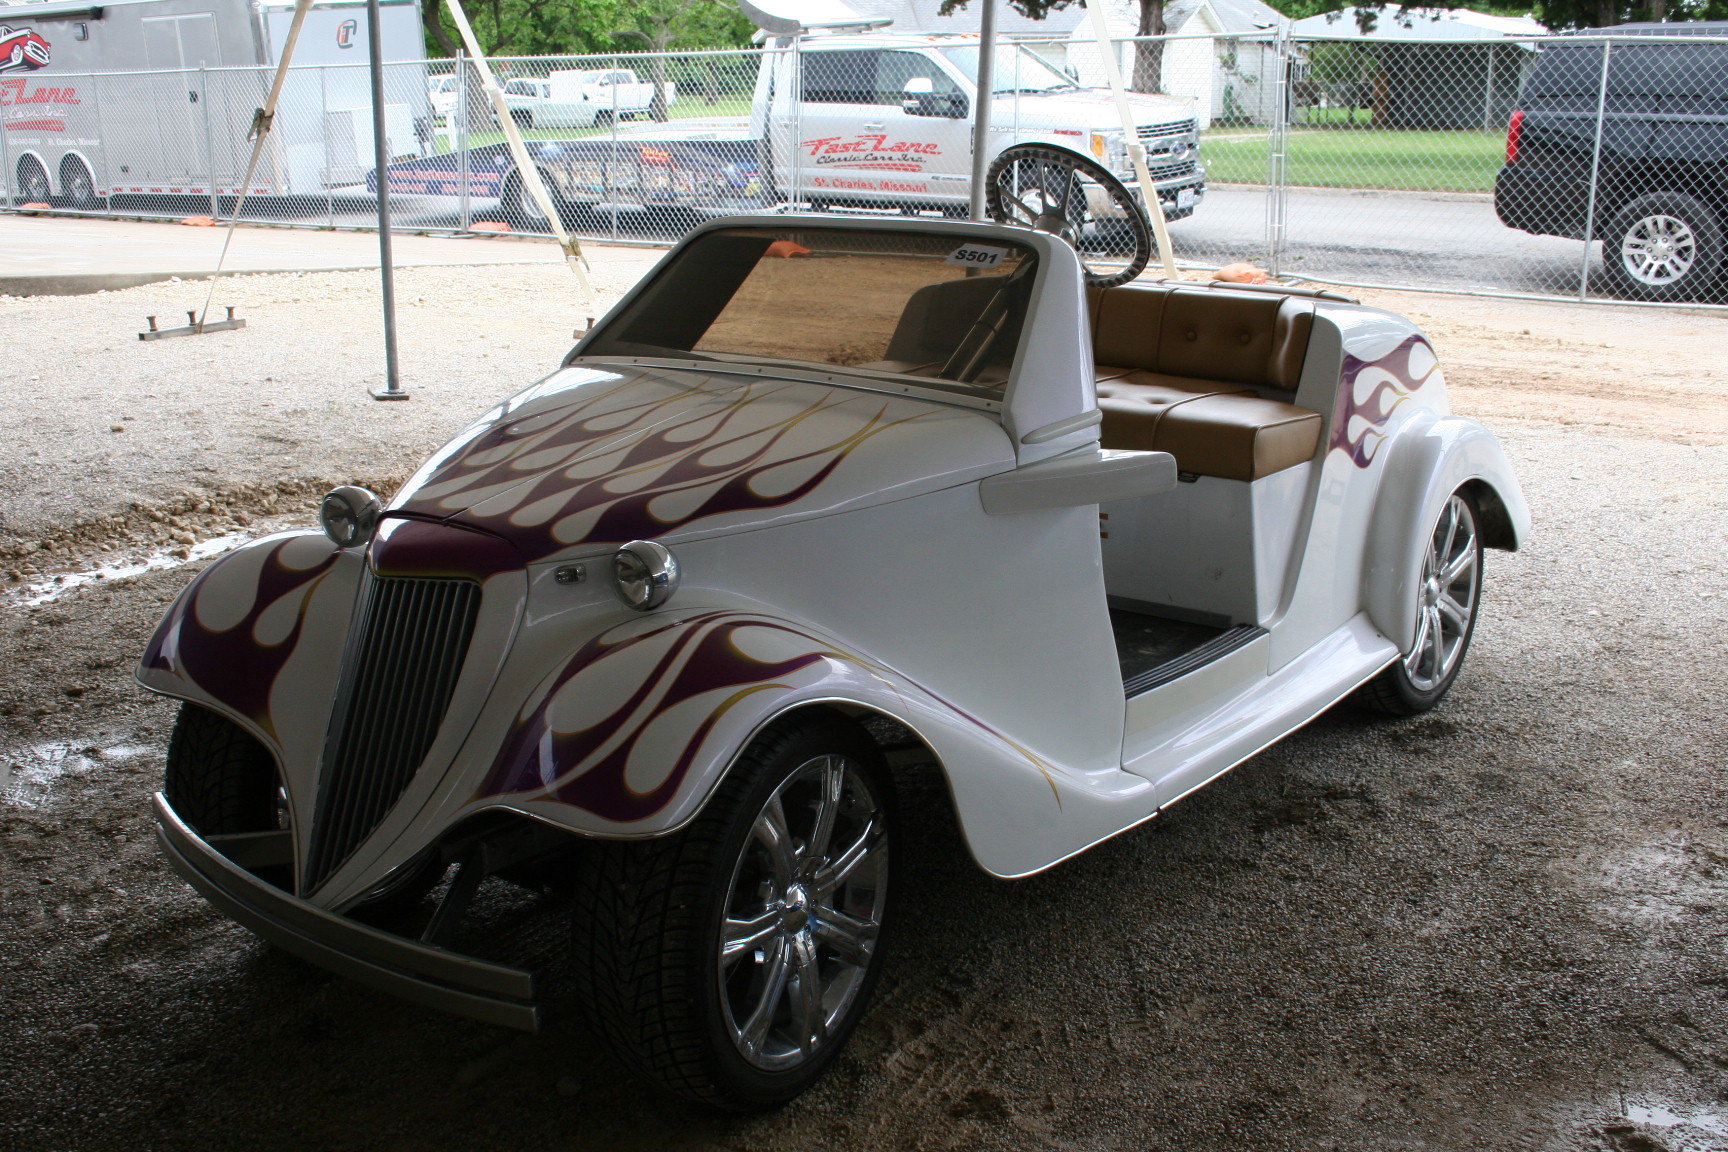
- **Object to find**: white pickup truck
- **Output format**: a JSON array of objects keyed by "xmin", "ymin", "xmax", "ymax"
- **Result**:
[{"xmin": 483, "ymin": 33, "xmax": 1206, "ymax": 229}]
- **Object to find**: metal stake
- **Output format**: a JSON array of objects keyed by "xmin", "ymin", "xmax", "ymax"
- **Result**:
[
  {"xmin": 367, "ymin": 0, "xmax": 408, "ymax": 400},
  {"xmin": 968, "ymin": 0, "xmax": 996, "ymax": 221}
]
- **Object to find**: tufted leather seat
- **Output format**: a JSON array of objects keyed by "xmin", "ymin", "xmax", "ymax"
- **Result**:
[{"xmin": 1086, "ymin": 285, "xmax": 1323, "ymax": 481}]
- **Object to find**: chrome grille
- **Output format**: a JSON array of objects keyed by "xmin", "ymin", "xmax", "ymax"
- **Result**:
[
  {"xmin": 1137, "ymin": 119, "xmax": 1200, "ymax": 182},
  {"xmin": 304, "ymin": 576, "xmax": 481, "ymax": 892}
]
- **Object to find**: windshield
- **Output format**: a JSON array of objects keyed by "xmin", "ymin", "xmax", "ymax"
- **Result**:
[
  {"xmin": 583, "ymin": 227, "xmax": 1039, "ymax": 393},
  {"xmin": 938, "ymin": 45, "xmax": 1077, "ymax": 94}
]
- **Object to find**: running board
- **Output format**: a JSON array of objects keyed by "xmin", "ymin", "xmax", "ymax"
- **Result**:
[{"xmin": 1124, "ymin": 625, "xmax": 1267, "ymax": 697}]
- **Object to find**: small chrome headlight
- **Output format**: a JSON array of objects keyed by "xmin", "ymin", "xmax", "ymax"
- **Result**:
[
  {"xmin": 613, "ymin": 539, "xmax": 679, "ymax": 611},
  {"xmin": 319, "ymin": 486, "xmax": 382, "ymax": 549}
]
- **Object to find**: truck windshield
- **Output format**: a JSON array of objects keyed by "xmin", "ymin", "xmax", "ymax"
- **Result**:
[
  {"xmin": 938, "ymin": 45, "xmax": 1077, "ymax": 94},
  {"xmin": 583, "ymin": 227, "xmax": 1039, "ymax": 394}
]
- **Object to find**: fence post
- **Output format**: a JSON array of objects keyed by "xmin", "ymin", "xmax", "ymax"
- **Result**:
[
  {"xmin": 322, "ymin": 65, "xmax": 335, "ymax": 227},
  {"xmin": 1578, "ymin": 37, "xmax": 1613, "ymax": 302},
  {"xmin": 456, "ymin": 50, "xmax": 470, "ymax": 230},
  {"xmin": 0, "ymin": 72, "xmax": 15, "ymax": 204},
  {"xmin": 1265, "ymin": 23, "xmax": 1291, "ymax": 277},
  {"xmin": 790, "ymin": 37, "xmax": 803, "ymax": 210},
  {"xmin": 608, "ymin": 55, "xmax": 620, "ymax": 242},
  {"xmin": 201, "ymin": 67, "xmax": 218, "ymax": 218}
]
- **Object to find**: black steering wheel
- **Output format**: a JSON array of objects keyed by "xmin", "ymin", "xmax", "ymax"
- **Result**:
[{"xmin": 985, "ymin": 144, "xmax": 1154, "ymax": 288}]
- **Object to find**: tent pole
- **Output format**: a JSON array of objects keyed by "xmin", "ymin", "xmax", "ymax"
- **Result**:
[
  {"xmin": 968, "ymin": 0, "xmax": 996, "ymax": 220},
  {"xmin": 367, "ymin": 0, "xmax": 407, "ymax": 400}
]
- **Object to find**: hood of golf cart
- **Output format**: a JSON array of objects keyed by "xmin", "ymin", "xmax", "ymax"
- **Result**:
[{"xmin": 388, "ymin": 363, "xmax": 1014, "ymax": 563}]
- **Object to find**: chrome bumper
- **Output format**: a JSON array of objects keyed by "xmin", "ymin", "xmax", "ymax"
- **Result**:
[{"xmin": 153, "ymin": 793, "xmax": 539, "ymax": 1031}]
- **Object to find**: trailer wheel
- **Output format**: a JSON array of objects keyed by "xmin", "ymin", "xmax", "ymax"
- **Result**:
[
  {"xmin": 59, "ymin": 156, "xmax": 101, "ymax": 212},
  {"xmin": 16, "ymin": 156, "xmax": 50, "ymax": 205},
  {"xmin": 500, "ymin": 169, "xmax": 561, "ymax": 233}
]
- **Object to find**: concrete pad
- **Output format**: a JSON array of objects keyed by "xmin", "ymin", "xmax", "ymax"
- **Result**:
[{"xmin": 0, "ymin": 214, "xmax": 608, "ymax": 296}]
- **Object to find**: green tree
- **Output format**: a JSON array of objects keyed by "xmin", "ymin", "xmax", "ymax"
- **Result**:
[
  {"xmin": 613, "ymin": 0, "xmax": 757, "ymax": 118},
  {"xmin": 938, "ymin": 0, "xmax": 1171, "ymax": 94}
]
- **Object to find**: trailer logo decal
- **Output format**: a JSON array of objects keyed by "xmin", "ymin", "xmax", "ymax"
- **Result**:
[
  {"xmin": 335, "ymin": 19, "xmax": 356, "ymax": 49},
  {"xmin": 0, "ymin": 25, "xmax": 50, "ymax": 74},
  {"xmin": 1, "ymin": 78, "xmax": 79, "ymax": 108}
]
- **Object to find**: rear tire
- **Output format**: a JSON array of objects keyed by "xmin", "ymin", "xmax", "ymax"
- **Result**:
[
  {"xmin": 1598, "ymin": 191, "xmax": 1724, "ymax": 303},
  {"xmin": 59, "ymin": 156, "xmax": 101, "ymax": 211},
  {"xmin": 1359, "ymin": 491, "xmax": 1484, "ymax": 716},
  {"xmin": 570, "ymin": 713, "xmax": 897, "ymax": 1108}
]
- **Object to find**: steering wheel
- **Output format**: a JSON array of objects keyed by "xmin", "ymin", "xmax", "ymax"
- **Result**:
[{"xmin": 985, "ymin": 144, "xmax": 1154, "ymax": 288}]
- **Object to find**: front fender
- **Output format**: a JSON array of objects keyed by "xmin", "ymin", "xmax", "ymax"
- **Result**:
[
  {"xmin": 135, "ymin": 531, "xmax": 362, "ymax": 783},
  {"xmin": 1362, "ymin": 412, "xmax": 1531, "ymax": 652},
  {"xmin": 461, "ymin": 607, "xmax": 1114, "ymax": 877}
]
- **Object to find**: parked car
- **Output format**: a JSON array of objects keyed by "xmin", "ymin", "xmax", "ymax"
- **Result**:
[
  {"xmin": 1495, "ymin": 22, "xmax": 1728, "ymax": 301},
  {"xmin": 139, "ymin": 214, "xmax": 1527, "ymax": 1108},
  {"xmin": 499, "ymin": 75, "xmax": 604, "ymax": 130},
  {"xmin": 428, "ymin": 72, "xmax": 459, "ymax": 126}
]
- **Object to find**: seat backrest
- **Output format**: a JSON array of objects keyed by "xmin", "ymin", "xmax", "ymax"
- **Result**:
[{"xmin": 1088, "ymin": 285, "xmax": 1315, "ymax": 392}]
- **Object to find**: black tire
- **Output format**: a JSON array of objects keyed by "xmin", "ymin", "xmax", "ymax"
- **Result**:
[
  {"xmin": 1359, "ymin": 490, "xmax": 1485, "ymax": 716},
  {"xmin": 16, "ymin": 156, "xmax": 51, "ymax": 205},
  {"xmin": 499, "ymin": 169, "xmax": 560, "ymax": 232},
  {"xmin": 1598, "ymin": 191, "xmax": 1725, "ymax": 303},
  {"xmin": 510, "ymin": 107, "xmax": 533, "ymax": 130},
  {"xmin": 985, "ymin": 144, "xmax": 1152, "ymax": 287},
  {"xmin": 165, "ymin": 702, "xmax": 284, "ymax": 838},
  {"xmin": 59, "ymin": 156, "xmax": 100, "ymax": 211},
  {"xmin": 570, "ymin": 712, "xmax": 897, "ymax": 1109}
]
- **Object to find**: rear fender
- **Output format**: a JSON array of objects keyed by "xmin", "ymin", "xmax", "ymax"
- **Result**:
[
  {"xmin": 1363, "ymin": 413, "xmax": 1531, "ymax": 652},
  {"xmin": 467, "ymin": 607, "xmax": 1100, "ymax": 876}
]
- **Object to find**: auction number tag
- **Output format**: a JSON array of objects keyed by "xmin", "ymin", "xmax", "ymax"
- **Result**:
[{"xmin": 945, "ymin": 244, "xmax": 1008, "ymax": 269}]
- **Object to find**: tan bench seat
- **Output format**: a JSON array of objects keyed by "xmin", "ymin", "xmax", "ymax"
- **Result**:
[{"xmin": 1088, "ymin": 285, "xmax": 1323, "ymax": 481}]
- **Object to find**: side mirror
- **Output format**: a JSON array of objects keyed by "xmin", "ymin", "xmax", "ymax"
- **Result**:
[{"xmin": 901, "ymin": 76, "xmax": 936, "ymax": 115}]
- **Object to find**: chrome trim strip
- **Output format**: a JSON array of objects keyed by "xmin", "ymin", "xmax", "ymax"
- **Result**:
[{"xmin": 153, "ymin": 793, "xmax": 539, "ymax": 1031}]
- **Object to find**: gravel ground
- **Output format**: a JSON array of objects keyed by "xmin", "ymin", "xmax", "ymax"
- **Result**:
[{"xmin": 1, "ymin": 261, "xmax": 1726, "ymax": 1152}]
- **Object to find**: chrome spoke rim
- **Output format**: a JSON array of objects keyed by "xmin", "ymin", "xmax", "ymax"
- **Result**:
[
  {"xmin": 1404, "ymin": 494, "xmax": 1480, "ymax": 691},
  {"xmin": 718, "ymin": 752, "xmax": 888, "ymax": 1072},
  {"xmin": 1623, "ymin": 215, "xmax": 1695, "ymax": 285}
]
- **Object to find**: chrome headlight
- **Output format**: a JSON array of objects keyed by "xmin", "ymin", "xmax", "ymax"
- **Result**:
[
  {"xmin": 613, "ymin": 539, "xmax": 679, "ymax": 611},
  {"xmin": 319, "ymin": 486, "xmax": 382, "ymax": 549}
]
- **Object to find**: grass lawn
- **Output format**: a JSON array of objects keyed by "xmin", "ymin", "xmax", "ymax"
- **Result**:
[
  {"xmin": 1199, "ymin": 127, "xmax": 1506, "ymax": 194},
  {"xmin": 433, "ymin": 96, "xmax": 756, "ymax": 154}
]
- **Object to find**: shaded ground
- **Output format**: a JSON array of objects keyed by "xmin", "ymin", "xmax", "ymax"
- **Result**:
[{"xmin": 1, "ymin": 266, "xmax": 1725, "ymax": 1152}]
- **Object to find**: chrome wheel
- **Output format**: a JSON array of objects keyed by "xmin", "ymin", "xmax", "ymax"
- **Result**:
[
  {"xmin": 719, "ymin": 753, "xmax": 888, "ymax": 1072},
  {"xmin": 1404, "ymin": 493, "xmax": 1480, "ymax": 693},
  {"xmin": 1620, "ymin": 213, "xmax": 1695, "ymax": 287}
]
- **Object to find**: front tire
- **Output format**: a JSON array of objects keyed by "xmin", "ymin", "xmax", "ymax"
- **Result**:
[
  {"xmin": 1360, "ymin": 490, "xmax": 1484, "ymax": 716},
  {"xmin": 16, "ymin": 156, "xmax": 51, "ymax": 205},
  {"xmin": 571, "ymin": 713, "xmax": 897, "ymax": 1108},
  {"xmin": 1598, "ymin": 191, "xmax": 1724, "ymax": 302}
]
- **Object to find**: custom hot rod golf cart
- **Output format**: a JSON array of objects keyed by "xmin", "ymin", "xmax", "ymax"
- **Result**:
[{"xmin": 138, "ymin": 213, "xmax": 1528, "ymax": 1107}]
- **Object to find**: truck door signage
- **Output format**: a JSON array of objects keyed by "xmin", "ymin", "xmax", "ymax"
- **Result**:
[
  {"xmin": 0, "ymin": 25, "xmax": 52, "ymax": 74},
  {"xmin": 801, "ymin": 134, "xmax": 939, "ymax": 172}
]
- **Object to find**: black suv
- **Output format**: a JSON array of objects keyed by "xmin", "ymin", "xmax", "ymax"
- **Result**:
[{"xmin": 1494, "ymin": 23, "xmax": 1728, "ymax": 301}]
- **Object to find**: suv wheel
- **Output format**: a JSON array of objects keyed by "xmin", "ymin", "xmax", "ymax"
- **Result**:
[{"xmin": 1600, "ymin": 192, "xmax": 1724, "ymax": 302}]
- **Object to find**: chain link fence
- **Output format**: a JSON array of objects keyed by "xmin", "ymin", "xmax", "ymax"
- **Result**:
[{"xmin": 4, "ymin": 27, "xmax": 1725, "ymax": 306}]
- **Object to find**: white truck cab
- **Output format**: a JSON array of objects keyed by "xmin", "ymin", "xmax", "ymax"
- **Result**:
[{"xmin": 750, "ymin": 33, "xmax": 1205, "ymax": 219}]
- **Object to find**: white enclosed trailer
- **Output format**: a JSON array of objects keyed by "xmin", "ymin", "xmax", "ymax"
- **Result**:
[{"xmin": 0, "ymin": 0, "xmax": 430, "ymax": 205}]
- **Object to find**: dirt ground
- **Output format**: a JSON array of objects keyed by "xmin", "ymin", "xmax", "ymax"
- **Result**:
[{"xmin": 1, "ymin": 257, "xmax": 1726, "ymax": 1152}]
